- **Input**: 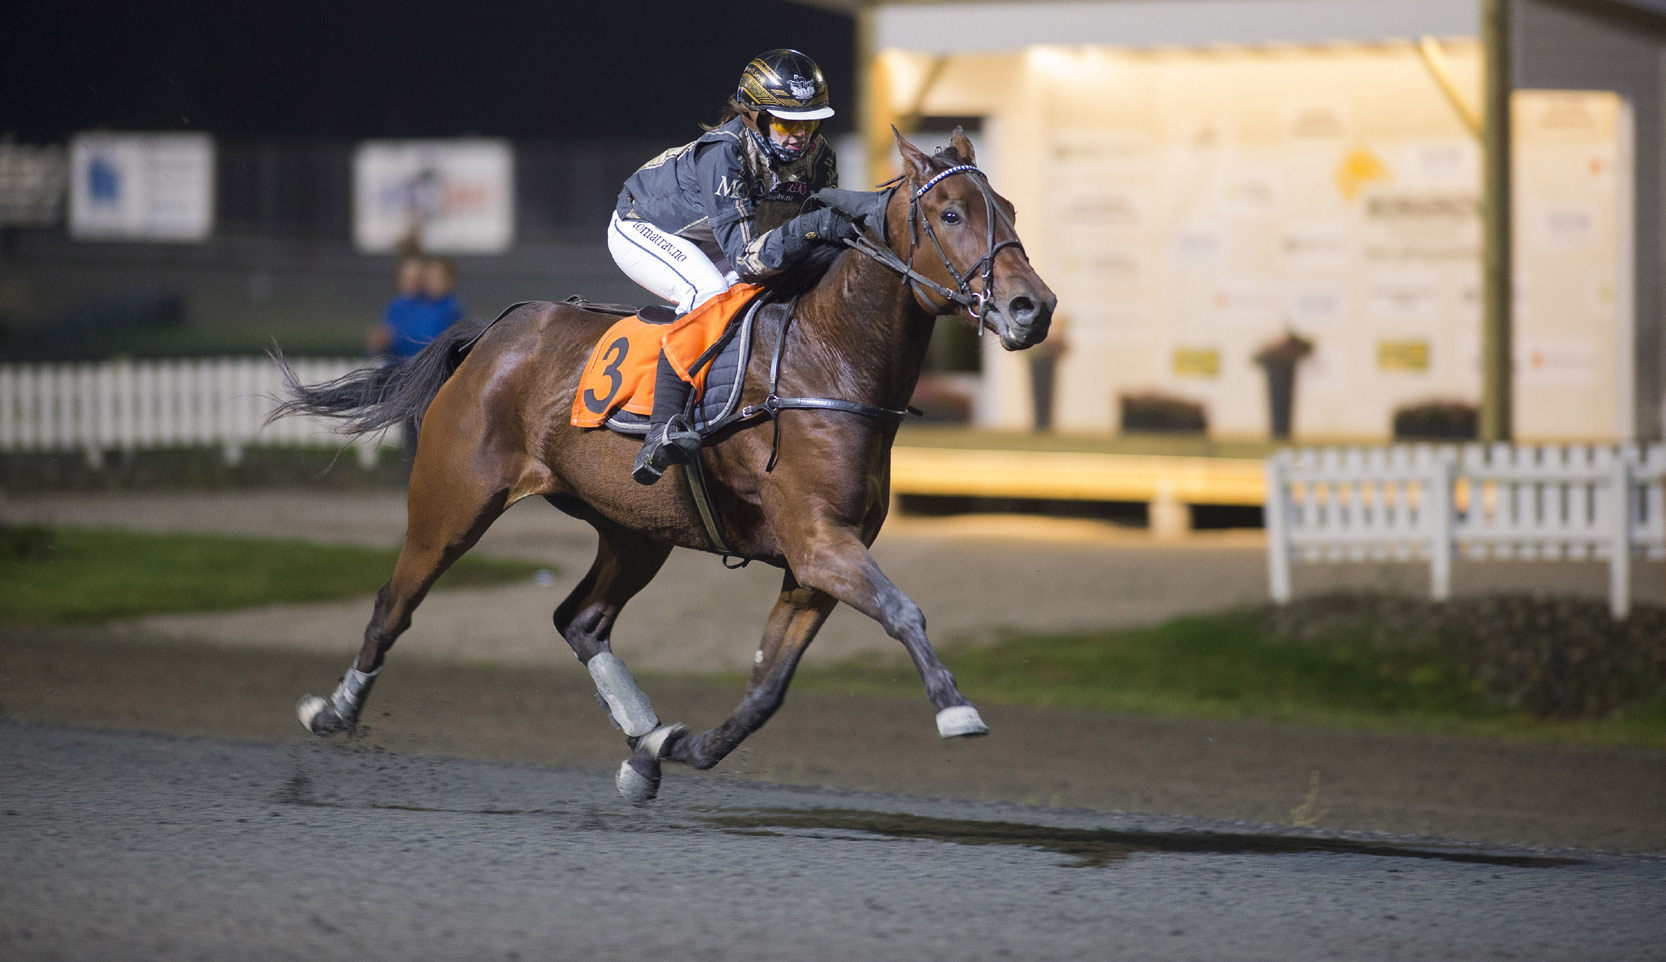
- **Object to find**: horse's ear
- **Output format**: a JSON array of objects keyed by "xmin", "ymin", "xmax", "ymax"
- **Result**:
[
  {"xmin": 893, "ymin": 126, "xmax": 932, "ymax": 183},
  {"xmin": 950, "ymin": 127, "xmax": 976, "ymax": 165}
]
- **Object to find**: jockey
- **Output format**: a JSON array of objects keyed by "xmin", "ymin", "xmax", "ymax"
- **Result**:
[{"xmin": 608, "ymin": 48, "xmax": 854, "ymax": 485}]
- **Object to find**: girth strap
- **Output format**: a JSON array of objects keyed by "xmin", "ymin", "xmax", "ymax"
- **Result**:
[
  {"xmin": 741, "ymin": 299, "xmax": 911, "ymax": 472},
  {"xmin": 682, "ymin": 449, "xmax": 740, "ymax": 563}
]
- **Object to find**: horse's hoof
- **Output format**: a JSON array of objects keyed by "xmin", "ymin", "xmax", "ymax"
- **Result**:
[
  {"xmin": 614, "ymin": 723, "xmax": 686, "ymax": 806},
  {"xmin": 616, "ymin": 756, "xmax": 661, "ymax": 807},
  {"xmin": 296, "ymin": 694, "xmax": 351, "ymax": 735},
  {"xmin": 936, "ymin": 705, "xmax": 989, "ymax": 738}
]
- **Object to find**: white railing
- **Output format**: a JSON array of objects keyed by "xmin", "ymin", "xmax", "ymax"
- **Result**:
[
  {"xmin": 1266, "ymin": 444, "xmax": 1666, "ymax": 618},
  {"xmin": 0, "ymin": 357, "xmax": 393, "ymax": 469}
]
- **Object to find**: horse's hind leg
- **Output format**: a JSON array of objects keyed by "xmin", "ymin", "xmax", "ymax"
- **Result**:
[
  {"xmin": 618, "ymin": 574, "xmax": 838, "ymax": 804},
  {"xmin": 550, "ymin": 514, "xmax": 673, "ymax": 739},
  {"xmin": 298, "ymin": 448, "xmax": 516, "ymax": 735}
]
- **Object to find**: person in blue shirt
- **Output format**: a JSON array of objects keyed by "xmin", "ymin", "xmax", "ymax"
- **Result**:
[
  {"xmin": 369, "ymin": 255, "xmax": 464, "ymax": 468},
  {"xmin": 375, "ymin": 257, "xmax": 463, "ymax": 361}
]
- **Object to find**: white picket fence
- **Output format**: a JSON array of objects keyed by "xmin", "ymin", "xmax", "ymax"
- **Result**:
[
  {"xmin": 1265, "ymin": 444, "xmax": 1666, "ymax": 618},
  {"xmin": 0, "ymin": 357, "xmax": 393, "ymax": 469}
]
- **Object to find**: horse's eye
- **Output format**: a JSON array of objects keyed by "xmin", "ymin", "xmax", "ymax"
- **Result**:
[{"xmin": 942, "ymin": 210, "xmax": 962, "ymax": 226}]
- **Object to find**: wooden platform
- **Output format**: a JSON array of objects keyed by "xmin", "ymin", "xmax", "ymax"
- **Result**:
[{"xmin": 888, "ymin": 445, "xmax": 1267, "ymax": 535}]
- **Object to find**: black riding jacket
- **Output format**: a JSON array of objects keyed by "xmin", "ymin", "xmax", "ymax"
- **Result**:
[{"xmin": 615, "ymin": 115, "xmax": 839, "ymax": 281}]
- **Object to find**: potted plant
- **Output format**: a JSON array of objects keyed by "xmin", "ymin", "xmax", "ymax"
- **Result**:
[
  {"xmin": 1252, "ymin": 329, "xmax": 1314, "ymax": 441},
  {"xmin": 1392, "ymin": 399, "xmax": 1478, "ymax": 441},
  {"xmin": 1118, "ymin": 390, "xmax": 1208, "ymax": 434}
]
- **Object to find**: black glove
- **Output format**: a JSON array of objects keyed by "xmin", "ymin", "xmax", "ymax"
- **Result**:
[{"xmin": 787, "ymin": 207, "xmax": 858, "ymax": 246}]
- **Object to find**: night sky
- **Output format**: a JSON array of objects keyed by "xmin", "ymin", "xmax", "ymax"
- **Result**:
[{"xmin": 2, "ymin": 0, "xmax": 856, "ymax": 142}]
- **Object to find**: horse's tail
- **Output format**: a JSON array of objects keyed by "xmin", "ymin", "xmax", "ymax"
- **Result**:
[{"xmin": 267, "ymin": 314, "xmax": 496, "ymax": 438}]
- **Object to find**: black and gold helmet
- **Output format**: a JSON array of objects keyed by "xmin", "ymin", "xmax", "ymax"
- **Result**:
[{"xmin": 736, "ymin": 49, "xmax": 834, "ymax": 122}]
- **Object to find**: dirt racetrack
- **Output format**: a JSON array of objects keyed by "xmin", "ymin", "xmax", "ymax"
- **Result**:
[{"xmin": 3, "ymin": 489, "xmax": 1665, "ymax": 853}]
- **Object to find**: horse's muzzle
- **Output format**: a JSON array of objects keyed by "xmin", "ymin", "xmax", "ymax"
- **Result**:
[{"xmin": 988, "ymin": 289, "xmax": 1056, "ymax": 352}]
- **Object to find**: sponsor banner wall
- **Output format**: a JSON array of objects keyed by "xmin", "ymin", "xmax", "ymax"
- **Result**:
[
  {"xmin": 69, "ymin": 133, "xmax": 215, "ymax": 242},
  {"xmin": 353, "ymin": 140, "xmax": 513, "ymax": 253},
  {"xmin": 907, "ymin": 44, "xmax": 1631, "ymax": 440}
]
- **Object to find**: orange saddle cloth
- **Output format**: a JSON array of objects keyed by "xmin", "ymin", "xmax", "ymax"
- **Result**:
[{"xmin": 570, "ymin": 283, "xmax": 764, "ymax": 428}]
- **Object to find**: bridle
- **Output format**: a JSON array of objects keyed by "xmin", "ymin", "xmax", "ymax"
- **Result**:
[{"xmin": 847, "ymin": 163, "xmax": 1025, "ymax": 323}]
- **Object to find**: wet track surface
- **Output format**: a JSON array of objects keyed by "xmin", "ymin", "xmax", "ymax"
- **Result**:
[
  {"xmin": 6, "ymin": 490, "xmax": 1666, "ymax": 957},
  {"xmin": 4, "ymin": 722, "xmax": 1664, "ymax": 962}
]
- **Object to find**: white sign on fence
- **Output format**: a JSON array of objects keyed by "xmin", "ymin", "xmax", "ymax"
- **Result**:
[
  {"xmin": 353, "ymin": 139, "xmax": 514, "ymax": 254},
  {"xmin": 68, "ymin": 133, "xmax": 215, "ymax": 242}
]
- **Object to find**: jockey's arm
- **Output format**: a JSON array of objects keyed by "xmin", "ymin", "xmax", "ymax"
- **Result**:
[
  {"xmin": 698, "ymin": 141, "xmax": 850, "ymax": 284},
  {"xmin": 732, "ymin": 207, "xmax": 856, "ymax": 281}
]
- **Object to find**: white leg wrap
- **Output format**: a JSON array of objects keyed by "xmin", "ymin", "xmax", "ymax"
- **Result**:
[
  {"xmin": 297, "ymin": 663, "xmax": 378, "ymax": 733},
  {"xmin": 587, "ymin": 653, "xmax": 659, "ymax": 737},
  {"xmin": 334, "ymin": 666, "xmax": 378, "ymax": 709},
  {"xmin": 636, "ymin": 723, "xmax": 686, "ymax": 760},
  {"xmin": 937, "ymin": 705, "xmax": 989, "ymax": 738}
]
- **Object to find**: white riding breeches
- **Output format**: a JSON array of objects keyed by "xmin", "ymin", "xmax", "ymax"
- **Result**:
[{"xmin": 607, "ymin": 212, "xmax": 735, "ymax": 314}]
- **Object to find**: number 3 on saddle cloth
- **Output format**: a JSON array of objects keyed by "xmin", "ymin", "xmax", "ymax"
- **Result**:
[{"xmin": 570, "ymin": 282, "xmax": 767, "ymax": 438}]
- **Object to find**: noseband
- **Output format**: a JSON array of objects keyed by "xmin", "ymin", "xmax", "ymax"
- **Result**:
[{"xmin": 849, "ymin": 164, "xmax": 1025, "ymax": 322}]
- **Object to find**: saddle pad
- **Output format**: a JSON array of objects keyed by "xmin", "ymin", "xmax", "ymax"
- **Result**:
[
  {"xmin": 601, "ymin": 296, "xmax": 767, "ymax": 437},
  {"xmin": 570, "ymin": 283, "xmax": 764, "ymax": 428}
]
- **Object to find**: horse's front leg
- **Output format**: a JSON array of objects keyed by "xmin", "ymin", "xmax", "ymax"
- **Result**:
[
  {"xmin": 617, "ymin": 576, "xmax": 838, "ymax": 804},
  {"xmin": 783, "ymin": 524, "xmax": 988, "ymax": 739}
]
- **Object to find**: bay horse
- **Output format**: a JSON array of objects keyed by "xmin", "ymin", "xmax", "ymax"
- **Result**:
[{"xmin": 273, "ymin": 129, "xmax": 1056, "ymax": 804}]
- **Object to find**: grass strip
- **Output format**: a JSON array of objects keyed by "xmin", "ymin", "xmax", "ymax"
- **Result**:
[
  {"xmin": 790, "ymin": 610, "xmax": 1666, "ymax": 749},
  {"xmin": 0, "ymin": 527, "xmax": 546, "ymax": 624}
]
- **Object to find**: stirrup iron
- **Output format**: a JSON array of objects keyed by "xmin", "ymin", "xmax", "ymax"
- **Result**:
[{"xmin": 632, "ymin": 417, "xmax": 701, "ymax": 485}]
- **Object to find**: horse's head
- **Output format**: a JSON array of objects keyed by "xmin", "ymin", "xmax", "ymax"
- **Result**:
[{"xmin": 888, "ymin": 128, "xmax": 1056, "ymax": 351}]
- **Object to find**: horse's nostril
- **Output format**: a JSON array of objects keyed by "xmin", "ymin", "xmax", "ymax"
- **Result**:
[{"xmin": 1007, "ymin": 295, "xmax": 1036, "ymax": 321}]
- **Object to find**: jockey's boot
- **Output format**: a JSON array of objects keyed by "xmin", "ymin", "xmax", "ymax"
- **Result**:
[{"xmin": 632, "ymin": 352, "xmax": 702, "ymax": 485}]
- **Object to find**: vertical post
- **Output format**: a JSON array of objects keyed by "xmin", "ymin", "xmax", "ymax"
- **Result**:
[
  {"xmin": 1265, "ymin": 455, "xmax": 1292, "ymax": 602},
  {"xmin": 1480, "ymin": 0, "xmax": 1513, "ymax": 441},
  {"xmin": 1429, "ymin": 457, "xmax": 1454, "ymax": 601},
  {"xmin": 1149, "ymin": 481, "xmax": 1190, "ymax": 540},
  {"xmin": 1609, "ymin": 456, "xmax": 1632, "ymax": 619},
  {"xmin": 856, "ymin": 6, "xmax": 894, "ymax": 188}
]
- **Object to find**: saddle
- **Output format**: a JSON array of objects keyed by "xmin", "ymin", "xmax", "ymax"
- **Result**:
[{"xmin": 570, "ymin": 283, "xmax": 766, "ymax": 434}]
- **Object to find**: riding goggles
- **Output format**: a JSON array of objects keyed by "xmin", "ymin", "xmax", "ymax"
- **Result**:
[{"xmin": 765, "ymin": 116, "xmax": 819, "ymax": 139}]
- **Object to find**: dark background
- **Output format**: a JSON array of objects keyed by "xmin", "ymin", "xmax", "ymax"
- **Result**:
[
  {"xmin": 1, "ymin": 0, "xmax": 857, "ymax": 141},
  {"xmin": 0, "ymin": 0, "xmax": 860, "ymax": 356}
]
